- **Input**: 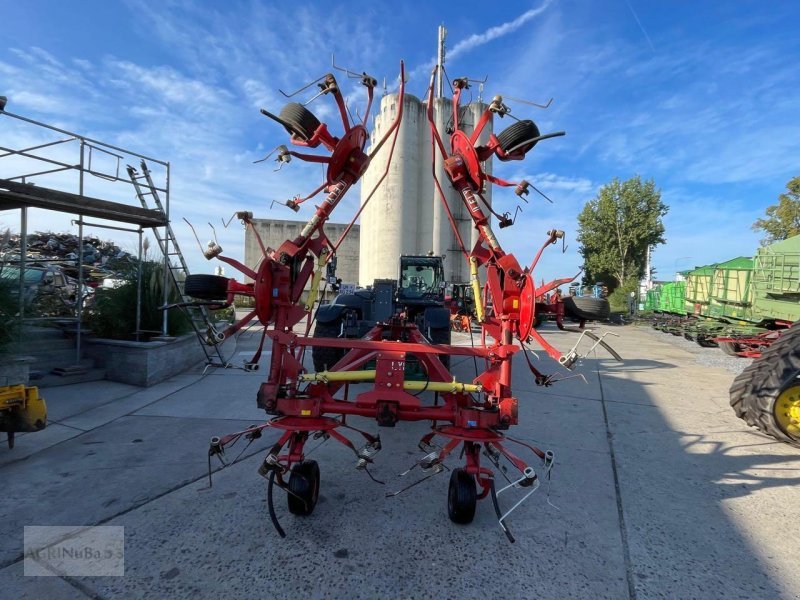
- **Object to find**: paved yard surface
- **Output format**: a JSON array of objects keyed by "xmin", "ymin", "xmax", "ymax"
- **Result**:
[{"xmin": 2, "ymin": 322, "xmax": 799, "ymax": 599}]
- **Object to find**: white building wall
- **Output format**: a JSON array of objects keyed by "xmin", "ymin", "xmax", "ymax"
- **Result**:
[{"xmin": 245, "ymin": 219, "xmax": 360, "ymax": 295}]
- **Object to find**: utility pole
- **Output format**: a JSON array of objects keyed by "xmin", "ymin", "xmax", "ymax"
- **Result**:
[{"xmin": 436, "ymin": 25, "xmax": 447, "ymax": 98}]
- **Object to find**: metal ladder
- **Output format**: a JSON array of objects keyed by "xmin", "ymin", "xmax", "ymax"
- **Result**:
[{"xmin": 127, "ymin": 160, "xmax": 228, "ymax": 367}]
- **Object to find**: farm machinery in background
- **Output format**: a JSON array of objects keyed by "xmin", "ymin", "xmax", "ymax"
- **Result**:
[
  {"xmin": 0, "ymin": 383, "xmax": 46, "ymax": 449},
  {"xmin": 312, "ymin": 253, "xmax": 452, "ymax": 370},
  {"xmin": 179, "ymin": 59, "xmax": 617, "ymax": 541},
  {"xmin": 637, "ymin": 236, "xmax": 800, "ymax": 448},
  {"xmin": 446, "ymin": 283, "xmax": 476, "ymax": 333}
]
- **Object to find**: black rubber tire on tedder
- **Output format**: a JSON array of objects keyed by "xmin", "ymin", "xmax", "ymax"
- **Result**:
[
  {"xmin": 696, "ymin": 336, "xmax": 719, "ymax": 348},
  {"xmin": 278, "ymin": 102, "xmax": 320, "ymax": 141},
  {"xmin": 287, "ymin": 460, "xmax": 321, "ymax": 516},
  {"xmin": 730, "ymin": 323, "xmax": 800, "ymax": 448},
  {"xmin": 719, "ymin": 341, "xmax": 743, "ymax": 357},
  {"xmin": 184, "ymin": 274, "xmax": 229, "ymax": 301},
  {"xmin": 496, "ymin": 119, "xmax": 541, "ymax": 155},
  {"xmin": 311, "ymin": 320, "xmax": 345, "ymax": 372},
  {"xmin": 562, "ymin": 296, "xmax": 610, "ymax": 321},
  {"xmin": 447, "ymin": 468, "xmax": 477, "ymax": 524}
]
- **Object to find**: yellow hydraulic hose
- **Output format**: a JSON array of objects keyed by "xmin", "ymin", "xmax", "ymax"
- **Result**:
[
  {"xmin": 299, "ymin": 370, "xmax": 482, "ymax": 394},
  {"xmin": 470, "ymin": 256, "xmax": 485, "ymax": 322}
]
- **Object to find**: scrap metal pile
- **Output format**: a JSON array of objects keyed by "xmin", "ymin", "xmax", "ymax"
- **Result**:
[
  {"xmin": 180, "ymin": 60, "xmax": 620, "ymax": 541},
  {"xmin": 0, "ymin": 230, "xmax": 135, "ymax": 283}
]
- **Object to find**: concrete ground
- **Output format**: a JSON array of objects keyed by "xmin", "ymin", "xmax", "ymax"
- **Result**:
[{"xmin": 2, "ymin": 322, "xmax": 799, "ymax": 599}]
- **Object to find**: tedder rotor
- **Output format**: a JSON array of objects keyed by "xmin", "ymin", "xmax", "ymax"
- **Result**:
[{"xmin": 180, "ymin": 59, "xmax": 619, "ymax": 542}]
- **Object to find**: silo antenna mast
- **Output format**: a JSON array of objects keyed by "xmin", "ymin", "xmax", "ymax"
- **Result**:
[{"xmin": 437, "ymin": 24, "xmax": 447, "ymax": 98}]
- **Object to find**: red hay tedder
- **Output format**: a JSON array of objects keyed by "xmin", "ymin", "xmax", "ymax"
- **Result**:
[{"xmin": 179, "ymin": 60, "xmax": 620, "ymax": 542}]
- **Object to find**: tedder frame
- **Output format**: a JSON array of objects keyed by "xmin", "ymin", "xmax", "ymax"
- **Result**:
[{"xmin": 182, "ymin": 59, "xmax": 619, "ymax": 542}]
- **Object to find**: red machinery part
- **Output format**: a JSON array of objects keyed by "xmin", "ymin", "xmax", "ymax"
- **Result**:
[{"xmin": 199, "ymin": 61, "xmax": 588, "ymax": 540}]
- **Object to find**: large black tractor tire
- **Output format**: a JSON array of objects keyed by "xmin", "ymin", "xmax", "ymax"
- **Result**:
[
  {"xmin": 184, "ymin": 274, "xmax": 229, "ymax": 301},
  {"xmin": 496, "ymin": 119, "xmax": 540, "ymax": 155},
  {"xmin": 447, "ymin": 468, "xmax": 477, "ymax": 524},
  {"xmin": 279, "ymin": 102, "xmax": 320, "ymax": 141},
  {"xmin": 287, "ymin": 460, "xmax": 321, "ymax": 516},
  {"xmin": 311, "ymin": 320, "xmax": 345, "ymax": 372},
  {"xmin": 719, "ymin": 341, "xmax": 743, "ymax": 357},
  {"xmin": 730, "ymin": 323, "xmax": 800, "ymax": 448},
  {"xmin": 562, "ymin": 296, "xmax": 610, "ymax": 322},
  {"xmin": 428, "ymin": 326, "xmax": 451, "ymax": 370}
]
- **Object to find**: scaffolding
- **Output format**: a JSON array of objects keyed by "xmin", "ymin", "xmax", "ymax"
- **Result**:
[{"xmin": 0, "ymin": 97, "xmax": 171, "ymax": 366}]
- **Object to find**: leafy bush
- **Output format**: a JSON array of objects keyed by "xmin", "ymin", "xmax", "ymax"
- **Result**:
[
  {"xmin": 88, "ymin": 260, "xmax": 190, "ymax": 340},
  {"xmin": 608, "ymin": 279, "xmax": 640, "ymax": 313}
]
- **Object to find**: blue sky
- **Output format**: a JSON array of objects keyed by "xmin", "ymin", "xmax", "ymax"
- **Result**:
[{"xmin": 1, "ymin": 0, "xmax": 798, "ymax": 285}]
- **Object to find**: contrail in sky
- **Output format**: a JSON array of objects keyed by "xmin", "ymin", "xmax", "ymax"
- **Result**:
[
  {"xmin": 407, "ymin": 1, "xmax": 554, "ymax": 84},
  {"xmin": 448, "ymin": 0, "xmax": 554, "ymax": 60},
  {"xmin": 624, "ymin": 0, "xmax": 656, "ymax": 53}
]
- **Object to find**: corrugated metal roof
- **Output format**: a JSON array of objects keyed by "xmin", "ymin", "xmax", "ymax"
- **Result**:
[
  {"xmin": 760, "ymin": 234, "xmax": 800, "ymax": 255},
  {"xmin": 714, "ymin": 257, "xmax": 753, "ymax": 270},
  {"xmin": 688, "ymin": 264, "xmax": 716, "ymax": 275}
]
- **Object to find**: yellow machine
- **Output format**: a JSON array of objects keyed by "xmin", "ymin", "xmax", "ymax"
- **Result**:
[{"xmin": 0, "ymin": 384, "xmax": 47, "ymax": 449}]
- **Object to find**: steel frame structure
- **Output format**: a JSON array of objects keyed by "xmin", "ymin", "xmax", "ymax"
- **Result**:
[{"xmin": 0, "ymin": 104, "xmax": 171, "ymax": 352}]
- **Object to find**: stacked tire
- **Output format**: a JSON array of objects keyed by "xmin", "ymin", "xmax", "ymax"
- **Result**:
[{"xmin": 561, "ymin": 296, "xmax": 610, "ymax": 322}]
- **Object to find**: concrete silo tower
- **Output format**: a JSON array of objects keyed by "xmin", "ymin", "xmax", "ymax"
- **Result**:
[{"xmin": 358, "ymin": 93, "xmax": 493, "ymax": 286}]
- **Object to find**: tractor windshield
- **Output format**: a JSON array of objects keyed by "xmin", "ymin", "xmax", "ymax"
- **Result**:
[{"xmin": 399, "ymin": 257, "xmax": 444, "ymax": 301}]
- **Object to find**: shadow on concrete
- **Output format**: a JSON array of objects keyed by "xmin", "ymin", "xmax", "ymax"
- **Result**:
[{"xmin": 596, "ymin": 356, "xmax": 796, "ymax": 599}]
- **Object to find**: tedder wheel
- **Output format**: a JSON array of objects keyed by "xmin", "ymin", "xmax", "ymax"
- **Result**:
[
  {"xmin": 730, "ymin": 323, "xmax": 800, "ymax": 448},
  {"xmin": 562, "ymin": 296, "xmax": 610, "ymax": 321},
  {"xmin": 496, "ymin": 119, "xmax": 540, "ymax": 155},
  {"xmin": 447, "ymin": 468, "xmax": 477, "ymax": 524},
  {"xmin": 184, "ymin": 274, "xmax": 229, "ymax": 301},
  {"xmin": 534, "ymin": 312, "xmax": 545, "ymax": 329},
  {"xmin": 311, "ymin": 320, "xmax": 345, "ymax": 372},
  {"xmin": 696, "ymin": 336, "xmax": 719, "ymax": 348},
  {"xmin": 278, "ymin": 102, "xmax": 321, "ymax": 141},
  {"xmin": 287, "ymin": 460, "xmax": 321, "ymax": 516},
  {"xmin": 429, "ymin": 326, "xmax": 451, "ymax": 370},
  {"xmin": 719, "ymin": 341, "xmax": 743, "ymax": 357}
]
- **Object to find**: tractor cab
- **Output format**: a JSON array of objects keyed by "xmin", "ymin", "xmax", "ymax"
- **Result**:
[{"xmin": 397, "ymin": 255, "xmax": 445, "ymax": 305}]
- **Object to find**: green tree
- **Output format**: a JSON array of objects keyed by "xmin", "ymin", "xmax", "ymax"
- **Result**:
[
  {"xmin": 577, "ymin": 176, "xmax": 668, "ymax": 290},
  {"xmin": 752, "ymin": 177, "xmax": 800, "ymax": 245}
]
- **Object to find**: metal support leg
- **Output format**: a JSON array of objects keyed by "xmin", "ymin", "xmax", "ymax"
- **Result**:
[
  {"xmin": 18, "ymin": 206, "xmax": 26, "ymax": 331},
  {"xmin": 76, "ymin": 216, "xmax": 84, "ymax": 365},
  {"xmin": 136, "ymin": 229, "xmax": 143, "ymax": 341}
]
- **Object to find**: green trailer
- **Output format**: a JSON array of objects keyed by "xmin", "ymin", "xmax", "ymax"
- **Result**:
[
  {"xmin": 658, "ymin": 281, "xmax": 686, "ymax": 314},
  {"xmin": 684, "ymin": 264, "xmax": 715, "ymax": 316},
  {"xmin": 751, "ymin": 235, "xmax": 800, "ymax": 324},
  {"xmin": 643, "ymin": 285, "xmax": 661, "ymax": 311},
  {"xmin": 707, "ymin": 257, "xmax": 753, "ymax": 321}
]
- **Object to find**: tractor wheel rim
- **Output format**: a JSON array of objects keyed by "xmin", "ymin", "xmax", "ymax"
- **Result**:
[{"xmin": 774, "ymin": 385, "xmax": 800, "ymax": 439}]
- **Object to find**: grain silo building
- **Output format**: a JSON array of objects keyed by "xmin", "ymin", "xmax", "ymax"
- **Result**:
[{"xmin": 359, "ymin": 94, "xmax": 493, "ymax": 286}]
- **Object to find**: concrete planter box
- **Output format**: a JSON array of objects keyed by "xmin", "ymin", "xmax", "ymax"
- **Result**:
[
  {"xmin": 0, "ymin": 356, "xmax": 34, "ymax": 386},
  {"xmin": 85, "ymin": 334, "xmax": 208, "ymax": 387}
]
